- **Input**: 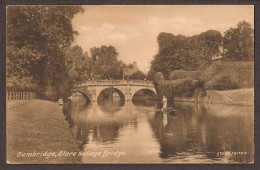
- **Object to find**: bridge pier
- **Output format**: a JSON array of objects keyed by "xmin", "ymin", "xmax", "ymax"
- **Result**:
[
  {"xmin": 125, "ymin": 93, "xmax": 133, "ymax": 101},
  {"xmin": 91, "ymin": 94, "xmax": 97, "ymax": 102}
]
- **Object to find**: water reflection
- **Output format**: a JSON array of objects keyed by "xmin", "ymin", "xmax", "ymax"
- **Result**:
[
  {"xmin": 132, "ymin": 98, "xmax": 158, "ymax": 107},
  {"xmin": 63, "ymin": 97, "xmax": 254, "ymax": 163}
]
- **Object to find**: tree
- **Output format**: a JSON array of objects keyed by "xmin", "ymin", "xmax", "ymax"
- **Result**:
[
  {"xmin": 149, "ymin": 30, "xmax": 223, "ymax": 79},
  {"xmin": 84, "ymin": 51, "xmax": 93, "ymax": 79},
  {"xmin": 65, "ymin": 45, "xmax": 90, "ymax": 81},
  {"xmin": 147, "ymin": 69, "xmax": 156, "ymax": 81},
  {"xmin": 153, "ymin": 72, "xmax": 164, "ymax": 99},
  {"xmin": 223, "ymin": 21, "xmax": 254, "ymax": 61},
  {"xmin": 7, "ymin": 6, "xmax": 84, "ymax": 99},
  {"xmin": 154, "ymin": 72, "xmax": 164, "ymax": 83},
  {"xmin": 157, "ymin": 32, "xmax": 175, "ymax": 51},
  {"xmin": 90, "ymin": 46, "xmax": 124, "ymax": 79},
  {"xmin": 128, "ymin": 70, "xmax": 147, "ymax": 80}
]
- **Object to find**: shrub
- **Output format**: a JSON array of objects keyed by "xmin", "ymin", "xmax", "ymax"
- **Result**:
[
  {"xmin": 168, "ymin": 70, "xmax": 200, "ymax": 80},
  {"xmin": 211, "ymin": 75, "xmax": 240, "ymax": 90},
  {"xmin": 158, "ymin": 79, "xmax": 206, "ymax": 99},
  {"xmin": 201, "ymin": 61, "xmax": 253, "ymax": 90}
]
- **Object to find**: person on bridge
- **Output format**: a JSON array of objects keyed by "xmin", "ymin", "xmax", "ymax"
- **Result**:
[{"xmin": 162, "ymin": 96, "xmax": 167, "ymax": 110}]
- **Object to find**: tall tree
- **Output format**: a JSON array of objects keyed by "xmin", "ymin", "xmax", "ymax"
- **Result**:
[
  {"xmin": 223, "ymin": 21, "xmax": 254, "ymax": 61},
  {"xmin": 150, "ymin": 30, "xmax": 222, "ymax": 79},
  {"xmin": 65, "ymin": 45, "xmax": 90, "ymax": 81},
  {"xmin": 157, "ymin": 32, "xmax": 175, "ymax": 52},
  {"xmin": 90, "ymin": 46, "xmax": 124, "ymax": 79},
  {"xmin": 7, "ymin": 6, "xmax": 84, "ymax": 99},
  {"xmin": 147, "ymin": 69, "xmax": 156, "ymax": 81}
]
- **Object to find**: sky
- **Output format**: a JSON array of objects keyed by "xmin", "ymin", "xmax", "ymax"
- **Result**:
[{"xmin": 72, "ymin": 5, "xmax": 254, "ymax": 73}]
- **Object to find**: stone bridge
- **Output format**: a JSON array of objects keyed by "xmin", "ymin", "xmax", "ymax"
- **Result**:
[{"xmin": 72, "ymin": 79, "xmax": 157, "ymax": 102}]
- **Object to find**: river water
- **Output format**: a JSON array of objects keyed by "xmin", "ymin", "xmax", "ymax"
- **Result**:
[{"xmin": 62, "ymin": 96, "xmax": 254, "ymax": 164}]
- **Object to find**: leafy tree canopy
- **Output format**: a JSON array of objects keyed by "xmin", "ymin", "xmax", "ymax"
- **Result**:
[
  {"xmin": 128, "ymin": 70, "xmax": 147, "ymax": 80},
  {"xmin": 90, "ymin": 45, "xmax": 124, "ymax": 79},
  {"xmin": 223, "ymin": 21, "xmax": 254, "ymax": 61},
  {"xmin": 150, "ymin": 30, "xmax": 223, "ymax": 79},
  {"xmin": 65, "ymin": 45, "xmax": 91, "ymax": 82},
  {"xmin": 7, "ymin": 6, "xmax": 84, "ymax": 99}
]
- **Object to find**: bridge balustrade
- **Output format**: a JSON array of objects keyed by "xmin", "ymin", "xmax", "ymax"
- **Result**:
[{"xmin": 74, "ymin": 79, "xmax": 154, "ymax": 87}]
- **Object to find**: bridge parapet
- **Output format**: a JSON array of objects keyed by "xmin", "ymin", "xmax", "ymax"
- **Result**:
[{"xmin": 74, "ymin": 79, "xmax": 154, "ymax": 87}]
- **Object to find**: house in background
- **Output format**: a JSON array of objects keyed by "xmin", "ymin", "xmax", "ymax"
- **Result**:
[{"xmin": 212, "ymin": 42, "xmax": 224, "ymax": 61}]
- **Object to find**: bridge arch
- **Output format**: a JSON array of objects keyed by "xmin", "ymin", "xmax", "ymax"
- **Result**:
[
  {"xmin": 97, "ymin": 87, "xmax": 125, "ymax": 103},
  {"xmin": 72, "ymin": 91, "xmax": 91, "ymax": 104},
  {"xmin": 132, "ymin": 88, "xmax": 158, "ymax": 100}
]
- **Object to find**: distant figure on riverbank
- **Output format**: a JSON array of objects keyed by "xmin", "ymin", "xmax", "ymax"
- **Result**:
[
  {"xmin": 58, "ymin": 98, "xmax": 63, "ymax": 105},
  {"xmin": 162, "ymin": 96, "xmax": 167, "ymax": 110}
]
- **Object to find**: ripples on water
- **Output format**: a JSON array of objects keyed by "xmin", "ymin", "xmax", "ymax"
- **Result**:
[{"xmin": 62, "ymin": 96, "xmax": 254, "ymax": 164}]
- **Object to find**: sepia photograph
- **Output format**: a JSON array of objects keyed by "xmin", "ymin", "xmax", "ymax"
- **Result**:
[{"xmin": 6, "ymin": 5, "xmax": 254, "ymax": 164}]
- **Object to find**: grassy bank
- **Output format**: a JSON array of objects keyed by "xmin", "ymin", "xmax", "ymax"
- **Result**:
[
  {"xmin": 7, "ymin": 100, "xmax": 81, "ymax": 164},
  {"xmin": 207, "ymin": 88, "xmax": 254, "ymax": 105},
  {"xmin": 173, "ymin": 88, "xmax": 254, "ymax": 106},
  {"xmin": 201, "ymin": 61, "xmax": 253, "ymax": 90},
  {"xmin": 7, "ymin": 100, "xmax": 32, "ymax": 109},
  {"xmin": 158, "ymin": 61, "xmax": 254, "ymax": 106},
  {"xmin": 168, "ymin": 61, "xmax": 254, "ymax": 90}
]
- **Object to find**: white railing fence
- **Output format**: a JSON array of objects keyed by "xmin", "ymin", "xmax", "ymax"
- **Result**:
[{"xmin": 6, "ymin": 91, "xmax": 37, "ymax": 100}]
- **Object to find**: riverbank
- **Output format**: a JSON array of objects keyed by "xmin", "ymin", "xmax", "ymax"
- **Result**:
[
  {"xmin": 7, "ymin": 100, "xmax": 81, "ymax": 164},
  {"xmin": 173, "ymin": 88, "xmax": 254, "ymax": 106},
  {"xmin": 7, "ymin": 100, "xmax": 32, "ymax": 109}
]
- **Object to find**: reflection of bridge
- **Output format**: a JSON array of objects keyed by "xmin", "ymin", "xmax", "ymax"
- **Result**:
[{"xmin": 72, "ymin": 80, "xmax": 157, "ymax": 102}]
